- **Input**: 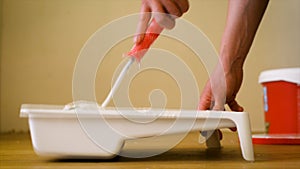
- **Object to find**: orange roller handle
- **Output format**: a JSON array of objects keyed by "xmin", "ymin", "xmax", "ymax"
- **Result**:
[{"xmin": 127, "ymin": 19, "xmax": 164, "ymax": 62}]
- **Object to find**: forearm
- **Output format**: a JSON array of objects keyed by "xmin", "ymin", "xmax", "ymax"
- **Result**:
[{"xmin": 220, "ymin": 0, "xmax": 269, "ymax": 70}]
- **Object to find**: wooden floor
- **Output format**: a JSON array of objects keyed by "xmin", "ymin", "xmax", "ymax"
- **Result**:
[{"xmin": 1, "ymin": 132, "xmax": 300, "ymax": 169}]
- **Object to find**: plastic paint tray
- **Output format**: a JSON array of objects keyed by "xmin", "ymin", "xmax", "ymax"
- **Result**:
[{"xmin": 20, "ymin": 104, "xmax": 255, "ymax": 161}]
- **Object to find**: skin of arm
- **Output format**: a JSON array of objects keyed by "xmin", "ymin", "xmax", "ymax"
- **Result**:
[
  {"xmin": 198, "ymin": 0, "xmax": 269, "ymax": 111},
  {"xmin": 134, "ymin": 0, "xmax": 269, "ymax": 142},
  {"xmin": 134, "ymin": 0, "xmax": 269, "ymax": 112}
]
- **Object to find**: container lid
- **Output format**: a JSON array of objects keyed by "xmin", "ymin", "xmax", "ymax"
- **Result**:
[{"xmin": 259, "ymin": 67, "xmax": 300, "ymax": 84}]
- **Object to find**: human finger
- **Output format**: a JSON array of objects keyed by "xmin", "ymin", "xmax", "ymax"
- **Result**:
[
  {"xmin": 161, "ymin": 0, "xmax": 183, "ymax": 18},
  {"xmin": 150, "ymin": 0, "xmax": 175, "ymax": 29},
  {"xmin": 134, "ymin": 5, "xmax": 152, "ymax": 44},
  {"xmin": 198, "ymin": 81, "xmax": 213, "ymax": 110},
  {"xmin": 173, "ymin": 0, "xmax": 190, "ymax": 13},
  {"xmin": 228, "ymin": 99, "xmax": 244, "ymax": 112}
]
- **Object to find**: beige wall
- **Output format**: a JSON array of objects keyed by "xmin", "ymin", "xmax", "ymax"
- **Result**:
[
  {"xmin": 0, "ymin": 0, "xmax": 2, "ymax": 132},
  {"xmin": 1, "ymin": 0, "xmax": 299, "ymax": 132}
]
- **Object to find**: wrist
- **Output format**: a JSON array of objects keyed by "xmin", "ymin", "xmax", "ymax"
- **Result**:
[{"xmin": 220, "ymin": 53, "xmax": 245, "ymax": 74}]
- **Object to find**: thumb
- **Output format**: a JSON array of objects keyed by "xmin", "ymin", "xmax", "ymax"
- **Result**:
[
  {"xmin": 134, "ymin": 7, "xmax": 151, "ymax": 44},
  {"xmin": 212, "ymin": 100, "xmax": 225, "ymax": 111}
]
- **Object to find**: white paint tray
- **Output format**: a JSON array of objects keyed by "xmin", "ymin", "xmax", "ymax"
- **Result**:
[{"xmin": 20, "ymin": 103, "xmax": 254, "ymax": 161}]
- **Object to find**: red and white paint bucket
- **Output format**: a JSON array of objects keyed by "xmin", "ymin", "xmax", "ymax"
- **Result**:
[{"xmin": 253, "ymin": 67, "xmax": 300, "ymax": 144}]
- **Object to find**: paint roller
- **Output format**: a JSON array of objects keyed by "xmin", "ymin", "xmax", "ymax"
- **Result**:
[{"xmin": 101, "ymin": 19, "xmax": 164, "ymax": 107}]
